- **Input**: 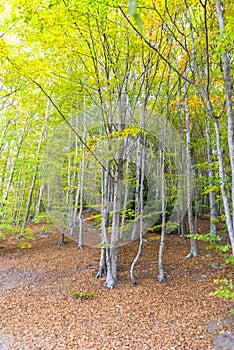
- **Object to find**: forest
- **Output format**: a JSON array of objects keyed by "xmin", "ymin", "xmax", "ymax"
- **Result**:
[{"xmin": 0, "ymin": 0, "xmax": 234, "ymax": 349}]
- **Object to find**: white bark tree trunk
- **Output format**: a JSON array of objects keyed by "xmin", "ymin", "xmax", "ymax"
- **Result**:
[
  {"xmin": 104, "ymin": 79, "xmax": 127, "ymax": 289},
  {"xmin": 158, "ymin": 143, "xmax": 166, "ymax": 281},
  {"xmin": 130, "ymin": 136, "xmax": 146, "ymax": 284},
  {"xmin": 20, "ymin": 125, "xmax": 46, "ymax": 236},
  {"xmin": 3, "ymin": 119, "xmax": 28, "ymax": 203},
  {"xmin": 184, "ymin": 76, "xmax": 198, "ymax": 258},
  {"xmin": 216, "ymin": 0, "xmax": 234, "ymax": 231},
  {"xmin": 77, "ymin": 115, "xmax": 86, "ymax": 250},
  {"xmin": 213, "ymin": 119, "xmax": 234, "ymax": 254},
  {"xmin": 205, "ymin": 119, "xmax": 217, "ymax": 236}
]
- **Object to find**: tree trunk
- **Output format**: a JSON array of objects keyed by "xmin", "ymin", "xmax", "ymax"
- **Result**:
[
  {"xmin": 216, "ymin": 0, "xmax": 234, "ymax": 229},
  {"xmin": 20, "ymin": 125, "xmax": 46, "ymax": 235},
  {"xmin": 130, "ymin": 136, "xmax": 146, "ymax": 284},
  {"xmin": 3, "ymin": 119, "xmax": 28, "ymax": 204},
  {"xmin": 104, "ymin": 79, "xmax": 126, "ymax": 289},
  {"xmin": 184, "ymin": 75, "xmax": 198, "ymax": 258},
  {"xmin": 213, "ymin": 118, "xmax": 234, "ymax": 254},
  {"xmin": 77, "ymin": 115, "xmax": 86, "ymax": 250},
  {"xmin": 131, "ymin": 130, "xmax": 141, "ymax": 241},
  {"xmin": 35, "ymin": 184, "xmax": 45, "ymax": 217},
  {"xmin": 205, "ymin": 119, "xmax": 217, "ymax": 236},
  {"xmin": 158, "ymin": 144, "xmax": 166, "ymax": 281}
]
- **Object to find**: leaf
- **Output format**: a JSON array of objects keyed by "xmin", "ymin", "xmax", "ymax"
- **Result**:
[
  {"xmin": 97, "ymin": 243, "xmax": 111, "ymax": 248},
  {"xmin": 133, "ymin": 13, "xmax": 143, "ymax": 32},
  {"xmin": 128, "ymin": 0, "xmax": 137, "ymax": 16}
]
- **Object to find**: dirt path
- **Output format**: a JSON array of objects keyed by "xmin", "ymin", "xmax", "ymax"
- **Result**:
[{"xmin": 0, "ymin": 222, "xmax": 233, "ymax": 349}]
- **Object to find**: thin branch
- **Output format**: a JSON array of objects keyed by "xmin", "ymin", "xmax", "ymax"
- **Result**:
[
  {"xmin": 118, "ymin": 5, "xmax": 195, "ymax": 86},
  {"xmin": 31, "ymin": 79, "xmax": 108, "ymax": 174},
  {"xmin": 0, "ymin": 88, "xmax": 20, "ymax": 99}
]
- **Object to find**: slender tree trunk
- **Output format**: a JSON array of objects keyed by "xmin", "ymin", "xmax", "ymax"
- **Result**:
[
  {"xmin": 131, "ymin": 132, "xmax": 141, "ymax": 240},
  {"xmin": 70, "ymin": 114, "xmax": 80, "ymax": 236},
  {"xmin": 205, "ymin": 119, "xmax": 217, "ymax": 236},
  {"xmin": 158, "ymin": 143, "xmax": 166, "ymax": 281},
  {"xmin": 77, "ymin": 115, "xmax": 86, "ymax": 250},
  {"xmin": 36, "ymin": 184, "xmax": 46, "ymax": 217},
  {"xmin": 0, "ymin": 120, "xmax": 11, "ymax": 158},
  {"xmin": 216, "ymin": 0, "xmax": 234, "ymax": 229},
  {"xmin": 20, "ymin": 125, "xmax": 46, "ymax": 235},
  {"xmin": 96, "ymin": 160, "xmax": 111, "ymax": 278},
  {"xmin": 3, "ymin": 119, "xmax": 28, "ymax": 204},
  {"xmin": 185, "ymin": 0, "xmax": 233, "ymax": 254},
  {"xmin": 12, "ymin": 167, "xmax": 23, "ymax": 223},
  {"xmin": 130, "ymin": 136, "xmax": 146, "ymax": 284},
  {"xmin": 213, "ymin": 118, "xmax": 234, "ymax": 254},
  {"xmin": 104, "ymin": 79, "xmax": 126, "ymax": 289},
  {"xmin": 16, "ymin": 181, "xmax": 26, "ymax": 227},
  {"xmin": 0, "ymin": 145, "xmax": 10, "ymax": 198},
  {"xmin": 120, "ymin": 149, "xmax": 130, "ymax": 232},
  {"xmin": 179, "ymin": 116, "xmax": 187, "ymax": 237},
  {"xmin": 184, "ymin": 76, "xmax": 198, "ymax": 258},
  {"xmin": 65, "ymin": 116, "xmax": 73, "ymax": 234}
]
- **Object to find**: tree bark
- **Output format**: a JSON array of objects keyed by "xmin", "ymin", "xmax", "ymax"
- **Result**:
[
  {"xmin": 104, "ymin": 79, "xmax": 126, "ymax": 289},
  {"xmin": 184, "ymin": 74, "xmax": 198, "ymax": 258},
  {"xmin": 216, "ymin": 0, "xmax": 234, "ymax": 230},
  {"xmin": 20, "ymin": 125, "xmax": 46, "ymax": 235},
  {"xmin": 205, "ymin": 119, "xmax": 217, "ymax": 236}
]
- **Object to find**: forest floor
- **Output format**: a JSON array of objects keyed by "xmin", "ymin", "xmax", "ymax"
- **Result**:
[{"xmin": 0, "ymin": 218, "xmax": 234, "ymax": 350}]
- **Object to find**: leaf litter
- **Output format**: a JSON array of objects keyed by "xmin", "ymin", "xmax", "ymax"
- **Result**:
[{"xmin": 0, "ymin": 219, "xmax": 233, "ymax": 350}]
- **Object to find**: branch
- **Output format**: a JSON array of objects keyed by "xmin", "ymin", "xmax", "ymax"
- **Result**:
[
  {"xmin": 118, "ymin": 5, "xmax": 195, "ymax": 86},
  {"xmin": 0, "ymin": 88, "xmax": 21, "ymax": 99},
  {"xmin": 31, "ymin": 79, "xmax": 108, "ymax": 173}
]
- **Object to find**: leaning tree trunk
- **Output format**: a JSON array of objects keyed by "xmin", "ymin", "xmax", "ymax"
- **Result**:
[{"xmin": 2, "ymin": 118, "xmax": 28, "ymax": 204}]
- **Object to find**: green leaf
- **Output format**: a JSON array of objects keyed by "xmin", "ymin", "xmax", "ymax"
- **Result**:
[
  {"xmin": 226, "ymin": 256, "xmax": 234, "ymax": 265},
  {"xmin": 128, "ymin": 0, "xmax": 137, "ymax": 16},
  {"xmin": 133, "ymin": 13, "xmax": 143, "ymax": 32},
  {"xmin": 97, "ymin": 243, "xmax": 111, "ymax": 248}
]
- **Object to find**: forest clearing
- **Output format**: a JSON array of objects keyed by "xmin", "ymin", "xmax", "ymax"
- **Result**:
[
  {"xmin": 1, "ymin": 0, "xmax": 234, "ymax": 349},
  {"xmin": 0, "ymin": 218, "xmax": 234, "ymax": 350}
]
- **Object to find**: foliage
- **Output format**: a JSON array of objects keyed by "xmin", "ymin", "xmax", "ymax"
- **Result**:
[
  {"xmin": 17, "ymin": 228, "xmax": 35, "ymax": 248},
  {"xmin": 147, "ymin": 236, "xmax": 161, "ymax": 241},
  {"xmin": 209, "ymin": 279, "xmax": 234, "ymax": 301},
  {"xmin": 127, "ymin": 0, "xmax": 143, "ymax": 31},
  {"xmin": 33, "ymin": 214, "xmax": 52, "ymax": 224},
  {"xmin": 188, "ymin": 233, "xmax": 234, "ymax": 306},
  {"xmin": 67, "ymin": 287, "xmax": 100, "ymax": 300},
  {"xmin": 39, "ymin": 225, "xmax": 52, "ymax": 233},
  {"xmin": 0, "ymin": 223, "xmax": 15, "ymax": 239}
]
